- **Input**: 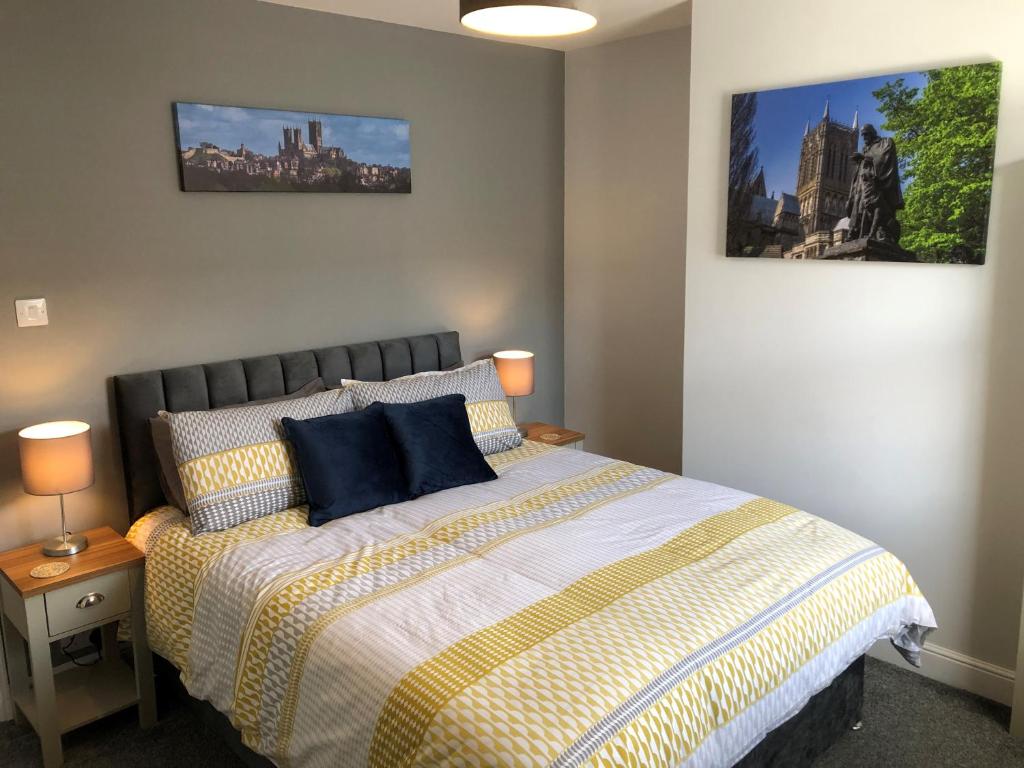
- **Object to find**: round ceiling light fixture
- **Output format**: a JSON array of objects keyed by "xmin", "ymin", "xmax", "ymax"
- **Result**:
[{"xmin": 460, "ymin": 1, "xmax": 597, "ymax": 38}]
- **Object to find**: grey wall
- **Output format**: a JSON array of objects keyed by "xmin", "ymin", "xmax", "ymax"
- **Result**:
[
  {"xmin": 565, "ymin": 28, "xmax": 689, "ymax": 473},
  {"xmin": 0, "ymin": 0, "xmax": 565, "ymax": 548},
  {"xmin": 685, "ymin": 0, "xmax": 1024, "ymax": 690}
]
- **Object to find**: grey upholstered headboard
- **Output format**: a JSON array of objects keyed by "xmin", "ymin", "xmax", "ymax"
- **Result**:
[{"xmin": 113, "ymin": 331, "xmax": 461, "ymax": 521}]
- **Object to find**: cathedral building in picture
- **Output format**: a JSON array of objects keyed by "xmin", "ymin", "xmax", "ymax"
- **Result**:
[
  {"xmin": 787, "ymin": 102, "xmax": 859, "ymax": 258},
  {"xmin": 739, "ymin": 102, "xmax": 860, "ymax": 259}
]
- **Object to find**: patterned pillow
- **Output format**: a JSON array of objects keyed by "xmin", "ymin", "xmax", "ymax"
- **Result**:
[
  {"xmin": 150, "ymin": 377, "xmax": 327, "ymax": 513},
  {"xmin": 161, "ymin": 389, "xmax": 354, "ymax": 534},
  {"xmin": 342, "ymin": 360, "xmax": 521, "ymax": 455}
]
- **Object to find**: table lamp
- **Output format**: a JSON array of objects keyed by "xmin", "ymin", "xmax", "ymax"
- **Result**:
[
  {"xmin": 18, "ymin": 420, "xmax": 94, "ymax": 556},
  {"xmin": 493, "ymin": 350, "xmax": 535, "ymax": 434}
]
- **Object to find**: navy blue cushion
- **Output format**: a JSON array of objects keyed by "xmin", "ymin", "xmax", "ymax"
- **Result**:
[
  {"xmin": 282, "ymin": 409, "xmax": 409, "ymax": 526},
  {"xmin": 375, "ymin": 394, "xmax": 498, "ymax": 498}
]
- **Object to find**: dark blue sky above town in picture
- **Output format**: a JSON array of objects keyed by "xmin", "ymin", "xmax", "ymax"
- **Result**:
[
  {"xmin": 748, "ymin": 70, "xmax": 927, "ymax": 198},
  {"xmin": 174, "ymin": 103, "xmax": 411, "ymax": 168}
]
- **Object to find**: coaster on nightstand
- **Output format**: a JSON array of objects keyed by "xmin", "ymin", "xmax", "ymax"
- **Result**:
[
  {"xmin": 540, "ymin": 433, "xmax": 562, "ymax": 442},
  {"xmin": 30, "ymin": 562, "xmax": 70, "ymax": 579}
]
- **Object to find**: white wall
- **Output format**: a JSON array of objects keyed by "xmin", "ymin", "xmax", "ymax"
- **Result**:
[
  {"xmin": 565, "ymin": 27, "xmax": 690, "ymax": 473},
  {"xmin": 685, "ymin": 0, "xmax": 1024, "ymax": 682}
]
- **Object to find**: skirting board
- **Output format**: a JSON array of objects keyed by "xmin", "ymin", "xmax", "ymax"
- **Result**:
[{"xmin": 869, "ymin": 638, "xmax": 1015, "ymax": 706}]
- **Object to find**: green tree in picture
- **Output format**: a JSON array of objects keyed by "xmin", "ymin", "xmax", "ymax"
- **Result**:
[{"xmin": 874, "ymin": 63, "xmax": 1001, "ymax": 263}]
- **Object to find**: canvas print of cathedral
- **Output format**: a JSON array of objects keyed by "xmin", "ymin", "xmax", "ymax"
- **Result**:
[
  {"xmin": 173, "ymin": 103, "xmax": 411, "ymax": 193},
  {"xmin": 726, "ymin": 63, "xmax": 1001, "ymax": 263}
]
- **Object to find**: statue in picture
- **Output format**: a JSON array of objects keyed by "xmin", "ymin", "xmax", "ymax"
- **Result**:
[{"xmin": 846, "ymin": 124, "xmax": 905, "ymax": 244}]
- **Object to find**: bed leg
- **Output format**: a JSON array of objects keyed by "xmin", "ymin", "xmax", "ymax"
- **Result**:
[{"xmin": 851, "ymin": 721, "xmax": 863, "ymax": 731}]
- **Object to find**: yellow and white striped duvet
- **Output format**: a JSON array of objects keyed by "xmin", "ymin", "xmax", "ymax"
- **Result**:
[{"xmin": 128, "ymin": 442, "xmax": 935, "ymax": 768}]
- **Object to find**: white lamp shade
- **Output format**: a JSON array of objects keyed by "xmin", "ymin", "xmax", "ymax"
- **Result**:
[
  {"xmin": 493, "ymin": 351, "xmax": 535, "ymax": 396},
  {"xmin": 18, "ymin": 421, "xmax": 94, "ymax": 497}
]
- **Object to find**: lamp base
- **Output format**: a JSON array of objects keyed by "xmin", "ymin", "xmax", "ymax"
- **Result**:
[{"xmin": 42, "ymin": 533, "xmax": 89, "ymax": 557}]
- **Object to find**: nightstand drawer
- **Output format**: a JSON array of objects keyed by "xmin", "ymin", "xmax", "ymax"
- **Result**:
[{"xmin": 44, "ymin": 571, "xmax": 130, "ymax": 637}]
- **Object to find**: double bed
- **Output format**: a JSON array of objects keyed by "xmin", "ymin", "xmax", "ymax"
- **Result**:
[{"xmin": 113, "ymin": 331, "xmax": 935, "ymax": 768}]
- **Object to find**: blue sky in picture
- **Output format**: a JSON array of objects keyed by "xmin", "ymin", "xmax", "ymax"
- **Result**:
[
  {"xmin": 749, "ymin": 70, "xmax": 927, "ymax": 198},
  {"xmin": 174, "ymin": 103, "xmax": 411, "ymax": 168}
]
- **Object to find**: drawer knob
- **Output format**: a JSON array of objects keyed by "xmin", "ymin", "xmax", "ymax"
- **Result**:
[{"xmin": 76, "ymin": 592, "xmax": 105, "ymax": 609}]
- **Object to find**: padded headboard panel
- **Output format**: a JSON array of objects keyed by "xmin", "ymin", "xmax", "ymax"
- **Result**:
[{"xmin": 113, "ymin": 331, "xmax": 461, "ymax": 521}]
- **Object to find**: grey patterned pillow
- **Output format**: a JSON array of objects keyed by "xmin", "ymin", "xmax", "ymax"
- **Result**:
[
  {"xmin": 342, "ymin": 360, "xmax": 521, "ymax": 455},
  {"xmin": 161, "ymin": 389, "xmax": 354, "ymax": 534},
  {"xmin": 149, "ymin": 377, "xmax": 327, "ymax": 513}
]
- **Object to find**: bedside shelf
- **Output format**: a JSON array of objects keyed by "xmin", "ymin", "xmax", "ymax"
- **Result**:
[
  {"xmin": 521, "ymin": 422, "xmax": 585, "ymax": 448},
  {"xmin": 0, "ymin": 526, "xmax": 156, "ymax": 767},
  {"xmin": 12, "ymin": 658, "xmax": 140, "ymax": 735}
]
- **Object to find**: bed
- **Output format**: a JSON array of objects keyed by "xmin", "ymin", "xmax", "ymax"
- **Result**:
[{"xmin": 113, "ymin": 331, "xmax": 935, "ymax": 768}]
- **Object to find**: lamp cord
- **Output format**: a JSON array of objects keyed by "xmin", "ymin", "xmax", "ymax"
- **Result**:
[{"xmin": 61, "ymin": 633, "xmax": 101, "ymax": 667}]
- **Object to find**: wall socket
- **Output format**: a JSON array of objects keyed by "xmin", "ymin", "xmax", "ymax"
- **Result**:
[{"xmin": 15, "ymin": 298, "xmax": 48, "ymax": 327}]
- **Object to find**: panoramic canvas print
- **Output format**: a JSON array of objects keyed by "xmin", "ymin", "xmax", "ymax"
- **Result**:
[
  {"xmin": 726, "ymin": 62, "xmax": 1001, "ymax": 263},
  {"xmin": 173, "ymin": 103, "xmax": 411, "ymax": 193}
]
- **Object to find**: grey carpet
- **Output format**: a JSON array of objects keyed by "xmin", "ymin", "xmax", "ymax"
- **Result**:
[{"xmin": 2, "ymin": 657, "xmax": 1023, "ymax": 767}]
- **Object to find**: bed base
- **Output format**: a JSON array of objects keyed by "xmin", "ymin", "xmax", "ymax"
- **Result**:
[
  {"xmin": 154, "ymin": 656, "xmax": 274, "ymax": 768},
  {"xmin": 156, "ymin": 654, "xmax": 863, "ymax": 768},
  {"xmin": 736, "ymin": 654, "xmax": 864, "ymax": 767}
]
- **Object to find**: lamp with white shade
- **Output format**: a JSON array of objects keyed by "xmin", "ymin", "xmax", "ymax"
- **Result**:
[
  {"xmin": 493, "ymin": 350, "xmax": 535, "ymax": 436},
  {"xmin": 18, "ymin": 420, "xmax": 94, "ymax": 557}
]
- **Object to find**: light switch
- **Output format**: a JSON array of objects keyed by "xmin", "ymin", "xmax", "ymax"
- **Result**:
[{"xmin": 15, "ymin": 298, "xmax": 48, "ymax": 327}]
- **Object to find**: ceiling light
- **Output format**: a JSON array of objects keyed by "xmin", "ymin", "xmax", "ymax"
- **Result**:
[{"xmin": 460, "ymin": 1, "xmax": 597, "ymax": 38}]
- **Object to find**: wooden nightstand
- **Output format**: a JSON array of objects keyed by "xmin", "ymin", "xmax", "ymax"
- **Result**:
[
  {"xmin": 521, "ymin": 422, "xmax": 586, "ymax": 449},
  {"xmin": 0, "ymin": 526, "xmax": 156, "ymax": 768}
]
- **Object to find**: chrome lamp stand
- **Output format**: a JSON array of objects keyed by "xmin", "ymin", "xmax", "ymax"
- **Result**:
[{"xmin": 42, "ymin": 493, "xmax": 89, "ymax": 557}]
